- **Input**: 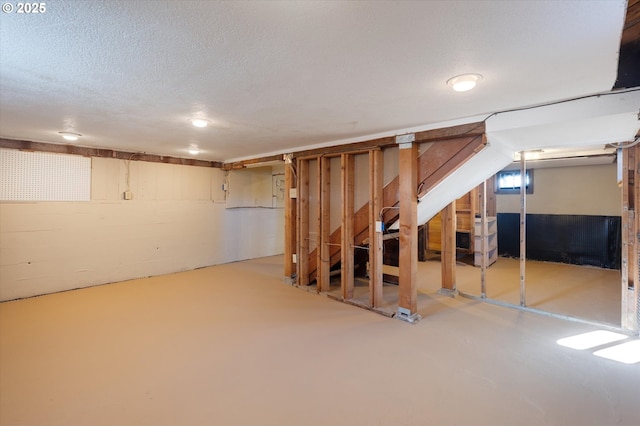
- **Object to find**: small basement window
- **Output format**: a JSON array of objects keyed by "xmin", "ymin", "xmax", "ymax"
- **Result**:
[{"xmin": 495, "ymin": 169, "xmax": 533, "ymax": 194}]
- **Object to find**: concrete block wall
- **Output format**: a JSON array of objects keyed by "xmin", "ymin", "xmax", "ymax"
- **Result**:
[{"xmin": 0, "ymin": 156, "xmax": 284, "ymax": 301}]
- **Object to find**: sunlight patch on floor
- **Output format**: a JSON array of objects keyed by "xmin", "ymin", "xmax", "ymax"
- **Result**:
[
  {"xmin": 557, "ymin": 330, "xmax": 640, "ymax": 365},
  {"xmin": 556, "ymin": 330, "xmax": 628, "ymax": 350},
  {"xmin": 594, "ymin": 340, "xmax": 640, "ymax": 365}
]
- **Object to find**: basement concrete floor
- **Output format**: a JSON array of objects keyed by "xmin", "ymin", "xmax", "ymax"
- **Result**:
[
  {"xmin": 318, "ymin": 256, "xmax": 620, "ymax": 325},
  {"xmin": 421, "ymin": 256, "xmax": 621, "ymax": 325},
  {"xmin": 1, "ymin": 255, "xmax": 638, "ymax": 426}
]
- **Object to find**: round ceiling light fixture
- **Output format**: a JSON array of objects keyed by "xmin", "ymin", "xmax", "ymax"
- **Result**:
[
  {"xmin": 446, "ymin": 73, "xmax": 483, "ymax": 92},
  {"xmin": 191, "ymin": 118, "xmax": 210, "ymax": 128},
  {"xmin": 187, "ymin": 143, "xmax": 200, "ymax": 155},
  {"xmin": 58, "ymin": 131, "xmax": 82, "ymax": 141}
]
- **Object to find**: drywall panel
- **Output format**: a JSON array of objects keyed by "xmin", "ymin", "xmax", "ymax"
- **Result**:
[{"xmin": 497, "ymin": 164, "xmax": 620, "ymax": 216}]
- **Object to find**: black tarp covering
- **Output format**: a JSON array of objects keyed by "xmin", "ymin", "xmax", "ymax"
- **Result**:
[{"xmin": 497, "ymin": 213, "xmax": 621, "ymax": 270}]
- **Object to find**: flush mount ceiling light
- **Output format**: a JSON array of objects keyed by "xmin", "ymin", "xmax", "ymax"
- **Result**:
[
  {"xmin": 58, "ymin": 131, "xmax": 81, "ymax": 141},
  {"xmin": 446, "ymin": 73, "xmax": 482, "ymax": 92},
  {"xmin": 191, "ymin": 118, "xmax": 210, "ymax": 128}
]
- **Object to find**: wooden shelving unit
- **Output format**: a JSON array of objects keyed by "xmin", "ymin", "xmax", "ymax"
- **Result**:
[
  {"xmin": 426, "ymin": 188, "xmax": 477, "ymax": 253},
  {"xmin": 454, "ymin": 187, "xmax": 477, "ymax": 254},
  {"xmin": 474, "ymin": 216, "xmax": 498, "ymax": 267},
  {"xmin": 426, "ymin": 178, "xmax": 497, "ymax": 268}
]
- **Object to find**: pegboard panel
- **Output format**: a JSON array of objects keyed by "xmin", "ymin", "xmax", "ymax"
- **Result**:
[{"xmin": 0, "ymin": 148, "xmax": 91, "ymax": 201}]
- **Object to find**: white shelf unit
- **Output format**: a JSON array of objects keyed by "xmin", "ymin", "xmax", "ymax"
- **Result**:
[{"xmin": 474, "ymin": 216, "xmax": 498, "ymax": 267}]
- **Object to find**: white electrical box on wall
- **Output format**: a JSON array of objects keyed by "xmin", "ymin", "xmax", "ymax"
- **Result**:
[{"xmin": 289, "ymin": 188, "xmax": 297, "ymax": 199}]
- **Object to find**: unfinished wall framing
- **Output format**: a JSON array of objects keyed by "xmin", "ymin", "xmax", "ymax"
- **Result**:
[
  {"xmin": 621, "ymin": 144, "xmax": 640, "ymax": 332},
  {"xmin": 287, "ymin": 123, "xmax": 488, "ymax": 321}
]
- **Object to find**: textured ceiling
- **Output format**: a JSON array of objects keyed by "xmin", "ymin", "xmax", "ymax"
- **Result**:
[{"xmin": 0, "ymin": 0, "xmax": 628, "ymax": 162}]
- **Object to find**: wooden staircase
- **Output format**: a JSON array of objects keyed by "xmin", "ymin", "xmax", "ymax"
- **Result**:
[{"xmin": 307, "ymin": 134, "xmax": 486, "ymax": 282}]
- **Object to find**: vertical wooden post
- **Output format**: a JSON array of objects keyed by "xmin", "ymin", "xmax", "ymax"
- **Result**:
[
  {"xmin": 633, "ymin": 145, "xmax": 640, "ymax": 333},
  {"xmin": 318, "ymin": 156, "xmax": 331, "ymax": 293},
  {"xmin": 297, "ymin": 159, "xmax": 310, "ymax": 286},
  {"xmin": 621, "ymin": 145, "xmax": 639, "ymax": 332},
  {"xmin": 485, "ymin": 176, "xmax": 497, "ymax": 217},
  {"xmin": 369, "ymin": 149, "xmax": 384, "ymax": 307},
  {"xmin": 468, "ymin": 186, "xmax": 478, "ymax": 254},
  {"xmin": 480, "ymin": 179, "xmax": 487, "ymax": 298},
  {"xmin": 284, "ymin": 159, "xmax": 297, "ymax": 282},
  {"xmin": 397, "ymin": 137, "xmax": 420, "ymax": 323},
  {"xmin": 519, "ymin": 153, "xmax": 526, "ymax": 307},
  {"xmin": 439, "ymin": 201, "xmax": 457, "ymax": 295},
  {"xmin": 341, "ymin": 154, "xmax": 355, "ymax": 300}
]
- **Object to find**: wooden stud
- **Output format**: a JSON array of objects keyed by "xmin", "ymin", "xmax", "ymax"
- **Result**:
[
  {"xmin": 0, "ymin": 138, "xmax": 224, "ymax": 168},
  {"xmin": 318, "ymin": 156, "xmax": 331, "ymax": 292},
  {"xmin": 341, "ymin": 154, "xmax": 355, "ymax": 300},
  {"xmin": 621, "ymin": 145, "xmax": 639, "ymax": 331},
  {"xmin": 284, "ymin": 161, "xmax": 297, "ymax": 279},
  {"xmin": 519, "ymin": 153, "xmax": 526, "ymax": 307},
  {"xmin": 297, "ymin": 159, "xmax": 310, "ymax": 286},
  {"xmin": 306, "ymin": 134, "xmax": 486, "ymax": 282},
  {"xmin": 440, "ymin": 201, "xmax": 456, "ymax": 292},
  {"xmin": 369, "ymin": 149, "xmax": 384, "ymax": 307},
  {"xmin": 485, "ymin": 176, "xmax": 497, "ymax": 217},
  {"xmin": 291, "ymin": 121, "xmax": 485, "ymax": 161},
  {"xmin": 468, "ymin": 186, "xmax": 478, "ymax": 254},
  {"xmin": 398, "ymin": 142, "xmax": 418, "ymax": 315},
  {"xmin": 633, "ymin": 144, "xmax": 640, "ymax": 332},
  {"xmin": 480, "ymin": 180, "xmax": 487, "ymax": 298},
  {"xmin": 222, "ymin": 155, "xmax": 283, "ymax": 171}
]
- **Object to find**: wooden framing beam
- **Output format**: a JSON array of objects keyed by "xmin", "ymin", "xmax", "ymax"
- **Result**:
[
  {"xmin": 221, "ymin": 154, "xmax": 283, "ymax": 170},
  {"xmin": 397, "ymin": 140, "xmax": 420, "ymax": 323},
  {"xmin": 284, "ymin": 162, "xmax": 297, "ymax": 280},
  {"xmin": 318, "ymin": 156, "xmax": 331, "ymax": 292},
  {"xmin": 292, "ymin": 122, "xmax": 485, "ymax": 160},
  {"xmin": 297, "ymin": 159, "xmax": 310, "ymax": 286},
  {"xmin": 341, "ymin": 154, "xmax": 355, "ymax": 300},
  {"xmin": 304, "ymin": 132, "xmax": 486, "ymax": 285},
  {"xmin": 0, "ymin": 138, "xmax": 223, "ymax": 168},
  {"xmin": 369, "ymin": 149, "xmax": 383, "ymax": 307},
  {"xmin": 621, "ymin": 145, "xmax": 639, "ymax": 332},
  {"xmin": 440, "ymin": 201, "xmax": 456, "ymax": 294}
]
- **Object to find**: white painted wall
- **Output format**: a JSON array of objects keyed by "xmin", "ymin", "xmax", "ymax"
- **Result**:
[
  {"xmin": 0, "ymin": 156, "xmax": 284, "ymax": 301},
  {"xmin": 227, "ymin": 166, "xmax": 276, "ymax": 208},
  {"xmin": 496, "ymin": 163, "xmax": 621, "ymax": 216}
]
